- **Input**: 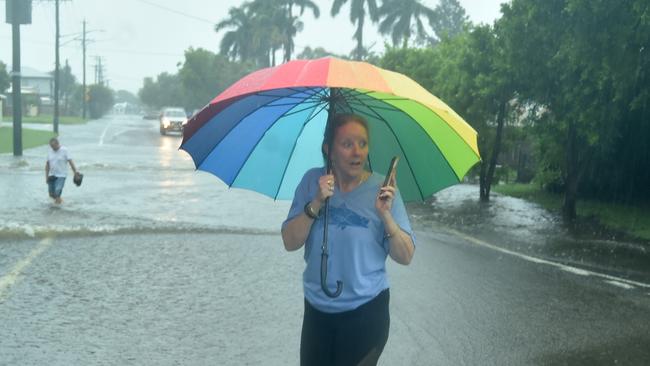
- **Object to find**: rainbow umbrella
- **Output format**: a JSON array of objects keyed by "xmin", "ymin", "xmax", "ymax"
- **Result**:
[
  {"xmin": 181, "ymin": 57, "xmax": 480, "ymax": 202},
  {"xmin": 181, "ymin": 57, "xmax": 480, "ymax": 297}
]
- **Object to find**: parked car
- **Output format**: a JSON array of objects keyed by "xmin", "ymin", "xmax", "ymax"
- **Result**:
[{"xmin": 159, "ymin": 107, "xmax": 188, "ymax": 135}]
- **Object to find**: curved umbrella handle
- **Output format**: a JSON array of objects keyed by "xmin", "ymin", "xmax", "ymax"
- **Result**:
[
  {"xmin": 320, "ymin": 112, "xmax": 343, "ymax": 298},
  {"xmin": 321, "ymin": 251, "xmax": 343, "ymax": 298}
]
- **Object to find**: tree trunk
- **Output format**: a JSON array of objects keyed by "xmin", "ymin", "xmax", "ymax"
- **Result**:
[
  {"xmin": 480, "ymin": 100, "xmax": 507, "ymax": 202},
  {"xmin": 563, "ymin": 121, "xmax": 579, "ymax": 220},
  {"xmin": 479, "ymin": 161, "xmax": 489, "ymax": 201}
]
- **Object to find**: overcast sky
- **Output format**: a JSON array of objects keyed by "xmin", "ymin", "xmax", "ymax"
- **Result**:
[{"xmin": 0, "ymin": 0, "xmax": 505, "ymax": 94}]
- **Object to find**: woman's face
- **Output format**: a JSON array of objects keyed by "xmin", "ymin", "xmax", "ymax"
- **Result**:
[{"xmin": 330, "ymin": 121, "xmax": 369, "ymax": 179}]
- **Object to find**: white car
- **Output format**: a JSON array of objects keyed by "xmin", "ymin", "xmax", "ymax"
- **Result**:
[{"xmin": 159, "ymin": 107, "xmax": 188, "ymax": 135}]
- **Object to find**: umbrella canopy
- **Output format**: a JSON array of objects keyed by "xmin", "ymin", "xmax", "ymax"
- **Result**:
[{"xmin": 181, "ymin": 57, "xmax": 480, "ymax": 202}]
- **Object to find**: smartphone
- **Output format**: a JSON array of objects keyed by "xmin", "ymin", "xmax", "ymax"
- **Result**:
[{"xmin": 383, "ymin": 156, "xmax": 400, "ymax": 187}]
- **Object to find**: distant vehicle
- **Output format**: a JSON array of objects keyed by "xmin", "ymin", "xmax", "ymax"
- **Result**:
[
  {"xmin": 159, "ymin": 107, "xmax": 188, "ymax": 135},
  {"xmin": 142, "ymin": 110, "xmax": 159, "ymax": 120}
]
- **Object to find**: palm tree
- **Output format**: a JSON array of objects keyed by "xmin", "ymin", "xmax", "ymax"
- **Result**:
[
  {"xmin": 281, "ymin": 0, "xmax": 320, "ymax": 62},
  {"xmin": 330, "ymin": 0, "xmax": 380, "ymax": 60},
  {"xmin": 378, "ymin": 0, "xmax": 436, "ymax": 47},
  {"xmin": 247, "ymin": 0, "xmax": 286, "ymax": 66},
  {"xmin": 215, "ymin": 6, "xmax": 257, "ymax": 63}
]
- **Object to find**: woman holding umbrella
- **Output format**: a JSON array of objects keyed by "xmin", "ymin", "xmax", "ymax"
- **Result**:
[{"xmin": 282, "ymin": 113, "xmax": 415, "ymax": 366}]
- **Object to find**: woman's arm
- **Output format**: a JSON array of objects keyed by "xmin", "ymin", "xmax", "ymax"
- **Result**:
[
  {"xmin": 382, "ymin": 213, "xmax": 415, "ymax": 265},
  {"xmin": 376, "ymin": 184, "xmax": 415, "ymax": 265},
  {"xmin": 281, "ymin": 173, "xmax": 334, "ymax": 252},
  {"xmin": 281, "ymin": 198, "xmax": 323, "ymax": 251}
]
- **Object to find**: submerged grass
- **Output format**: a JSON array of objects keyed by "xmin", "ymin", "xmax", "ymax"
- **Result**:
[
  {"xmin": 493, "ymin": 183, "xmax": 650, "ymax": 241},
  {"xmin": 0, "ymin": 127, "xmax": 56, "ymax": 153},
  {"xmin": 21, "ymin": 115, "xmax": 87, "ymax": 125}
]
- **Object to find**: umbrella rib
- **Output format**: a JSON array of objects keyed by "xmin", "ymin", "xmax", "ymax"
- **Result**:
[
  {"xmin": 227, "ymin": 90, "xmax": 324, "ymax": 190},
  {"xmin": 347, "ymin": 90, "xmax": 481, "ymax": 163},
  {"xmin": 196, "ymin": 89, "xmax": 318, "ymax": 170},
  {"xmin": 255, "ymin": 86, "xmax": 318, "ymax": 97},
  {"xmin": 341, "ymin": 90, "xmax": 430, "ymax": 200},
  {"xmin": 345, "ymin": 88, "xmax": 477, "ymax": 178},
  {"xmin": 345, "ymin": 88, "xmax": 411, "ymax": 102},
  {"xmin": 279, "ymin": 99, "xmax": 327, "ymax": 119},
  {"xmin": 273, "ymin": 101, "xmax": 329, "ymax": 200},
  {"xmin": 264, "ymin": 99, "xmax": 322, "ymax": 108}
]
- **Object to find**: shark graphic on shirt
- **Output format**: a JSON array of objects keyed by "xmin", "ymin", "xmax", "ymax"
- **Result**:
[{"xmin": 328, "ymin": 203, "xmax": 370, "ymax": 230}]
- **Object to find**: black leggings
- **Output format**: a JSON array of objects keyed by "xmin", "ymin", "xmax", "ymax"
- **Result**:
[{"xmin": 300, "ymin": 289, "xmax": 390, "ymax": 366}]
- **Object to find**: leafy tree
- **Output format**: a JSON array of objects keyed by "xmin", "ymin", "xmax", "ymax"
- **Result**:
[
  {"xmin": 0, "ymin": 61, "xmax": 9, "ymax": 93},
  {"xmin": 499, "ymin": 0, "xmax": 650, "ymax": 217},
  {"xmin": 330, "ymin": 0, "xmax": 380, "ymax": 60},
  {"xmin": 87, "ymin": 84, "xmax": 115, "ymax": 119},
  {"xmin": 138, "ymin": 72, "xmax": 183, "ymax": 110},
  {"xmin": 177, "ymin": 48, "xmax": 252, "ymax": 110},
  {"xmin": 115, "ymin": 90, "xmax": 139, "ymax": 104},
  {"xmin": 56, "ymin": 60, "xmax": 78, "ymax": 116},
  {"xmin": 378, "ymin": 0, "xmax": 436, "ymax": 47},
  {"xmin": 430, "ymin": 0, "xmax": 470, "ymax": 41},
  {"xmin": 296, "ymin": 46, "xmax": 344, "ymax": 60}
]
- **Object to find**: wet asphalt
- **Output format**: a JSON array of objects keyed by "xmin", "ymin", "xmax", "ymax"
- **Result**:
[{"xmin": 0, "ymin": 115, "xmax": 649, "ymax": 365}]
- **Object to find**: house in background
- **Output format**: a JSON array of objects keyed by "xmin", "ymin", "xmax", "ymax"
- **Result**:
[{"xmin": 5, "ymin": 66, "xmax": 54, "ymax": 116}]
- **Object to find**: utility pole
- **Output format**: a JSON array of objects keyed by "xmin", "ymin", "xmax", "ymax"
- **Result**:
[
  {"xmin": 75, "ymin": 20, "xmax": 103, "ymax": 120},
  {"xmin": 82, "ymin": 19, "xmax": 87, "ymax": 119},
  {"xmin": 94, "ymin": 56, "xmax": 105, "ymax": 85},
  {"xmin": 6, "ymin": 0, "xmax": 32, "ymax": 157},
  {"xmin": 53, "ymin": 0, "xmax": 60, "ymax": 133}
]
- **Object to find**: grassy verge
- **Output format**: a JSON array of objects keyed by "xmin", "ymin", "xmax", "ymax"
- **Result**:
[
  {"xmin": 0, "ymin": 127, "xmax": 56, "ymax": 153},
  {"xmin": 21, "ymin": 115, "xmax": 87, "ymax": 125},
  {"xmin": 493, "ymin": 183, "xmax": 650, "ymax": 241}
]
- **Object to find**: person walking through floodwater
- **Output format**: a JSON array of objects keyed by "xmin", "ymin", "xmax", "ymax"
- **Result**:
[
  {"xmin": 45, "ymin": 137, "xmax": 79, "ymax": 205},
  {"xmin": 282, "ymin": 114, "xmax": 415, "ymax": 366}
]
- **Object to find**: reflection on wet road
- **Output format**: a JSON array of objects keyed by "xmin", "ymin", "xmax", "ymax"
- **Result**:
[{"xmin": 1, "ymin": 115, "xmax": 649, "ymax": 365}]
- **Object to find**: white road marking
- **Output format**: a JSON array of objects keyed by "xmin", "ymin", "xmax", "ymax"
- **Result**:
[
  {"xmin": 605, "ymin": 280, "xmax": 635, "ymax": 290},
  {"xmin": 98, "ymin": 120, "xmax": 112, "ymax": 145},
  {"xmin": 0, "ymin": 238, "xmax": 53, "ymax": 302},
  {"xmin": 444, "ymin": 228, "xmax": 650, "ymax": 290}
]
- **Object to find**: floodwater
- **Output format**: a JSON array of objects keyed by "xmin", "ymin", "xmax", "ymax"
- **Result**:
[{"xmin": 1, "ymin": 115, "xmax": 649, "ymax": 365}]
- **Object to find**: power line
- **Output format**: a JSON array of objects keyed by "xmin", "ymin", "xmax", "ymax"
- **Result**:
[{"xmin": 133, "ymin": 0, "xmax": 215, "ymax": 24}]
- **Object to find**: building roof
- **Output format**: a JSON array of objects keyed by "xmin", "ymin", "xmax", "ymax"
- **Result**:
[{"xmin": 10, "ymin": 66, "xmax": 52, "ymax": 79}]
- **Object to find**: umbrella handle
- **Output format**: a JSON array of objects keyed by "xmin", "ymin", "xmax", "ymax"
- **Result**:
[{"xmin": 321, "ymin": 252, "xmax": 343, "ymax": 298}]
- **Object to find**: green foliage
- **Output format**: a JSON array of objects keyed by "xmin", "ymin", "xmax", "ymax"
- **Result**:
[
  {"xmin": 0, "ymin": 61, "xmax": 9, "ymax": 94},
  {"xmin": 178, "ymin": 48, "xmax": 253, "ymax": 110},
  {"xmin": 499, "ymin": 0, "xmax": 650, "ymax": 206},
  {"xmin": 296, "ymin": 47, "xmax": 345, "ymax": 60},
  {"xmin": 87, "ymin": 84, "xmax": 115, "ymax": 119},
  {"xmin": 138, "ymin": 73, "xmax": 183, "ymax": 110},
  {"xmin": 430, "ymin": 0, "xmax": 470, "ymax": 41},
  {"xmin": 138, "ymin": 49, "xmax": 253, "ymax": 112}
]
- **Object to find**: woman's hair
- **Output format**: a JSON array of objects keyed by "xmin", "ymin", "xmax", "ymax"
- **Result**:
[{"xmin": 321, "ymin": 113, "xmax": 369, "ymax": 163}]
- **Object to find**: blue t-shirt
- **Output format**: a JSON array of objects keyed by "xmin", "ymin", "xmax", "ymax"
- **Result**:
[{"xmin": 282, "ymin": 167, "xmax": 415, "ymax": 313}]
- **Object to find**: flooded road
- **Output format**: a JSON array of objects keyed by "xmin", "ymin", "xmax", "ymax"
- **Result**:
[{"xmin": 1, "ymin": 115, "xmax": 649, "ymax": 365}]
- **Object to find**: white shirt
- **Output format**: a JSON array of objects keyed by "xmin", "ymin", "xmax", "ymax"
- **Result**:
[{"xmin": 47, "ymin": 146, "xmax": 72, "ymax": 177}]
